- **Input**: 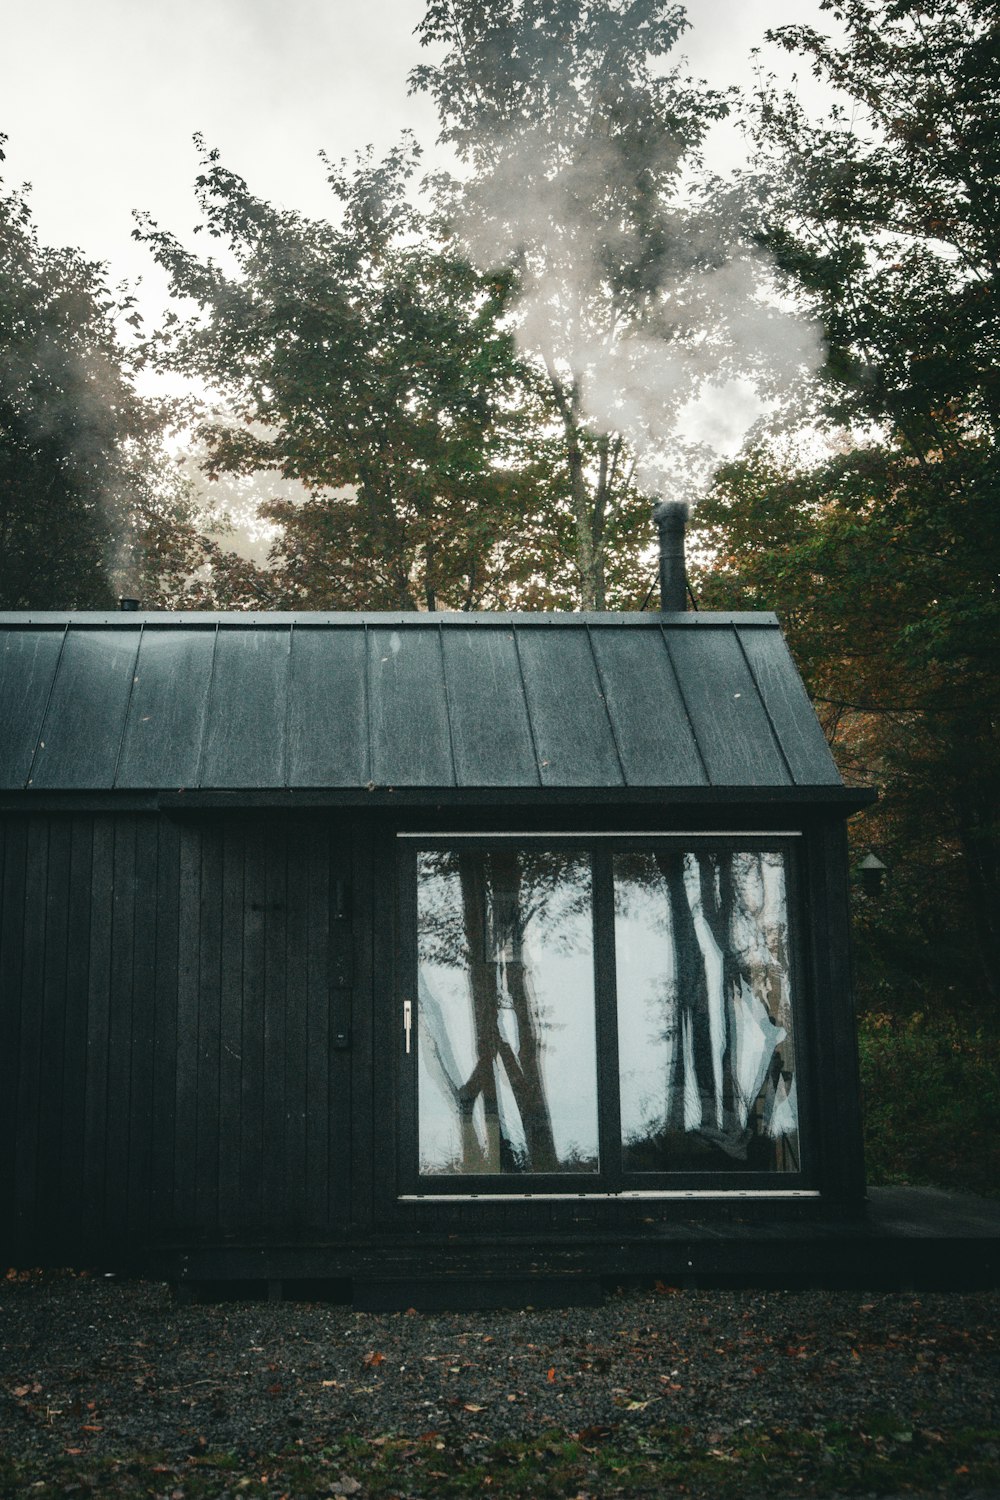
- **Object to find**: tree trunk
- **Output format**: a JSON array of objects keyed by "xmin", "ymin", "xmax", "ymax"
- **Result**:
[
  {"xmin": 489, "ymin": 852, "xmax": 559, "ymax": 1171},
  {"xmin": 455, "ymin": 852, "xmax": 559, "ymax": 1172},
  {"xmin": 456, "ymin": 854, "xmax": 501, "ymax": 1171},
  {"xmin": 654, "ymin": 851, "xmax": 713, "ymax": 1133}
]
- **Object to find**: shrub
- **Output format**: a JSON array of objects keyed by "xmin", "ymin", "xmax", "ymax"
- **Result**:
[{"xmin": 858, "ymin": 1012, "xmax": 1000, "ymax": 1197}]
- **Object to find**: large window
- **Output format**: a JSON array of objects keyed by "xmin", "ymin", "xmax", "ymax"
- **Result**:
[{"xmin": 400, "ymin": 838, "xmax": 806, "ymax": 1195}]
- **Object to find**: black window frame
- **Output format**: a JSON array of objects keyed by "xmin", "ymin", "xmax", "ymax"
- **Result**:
[{"xmin": 396, "ymin": 832, "xmax": 814, "ymax": 1199}]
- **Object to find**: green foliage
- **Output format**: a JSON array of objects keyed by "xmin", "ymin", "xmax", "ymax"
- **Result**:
[
  {"xmin": 751, "ymin": 0, "xmax": 999, "ymax": 445},
  {"xmin": 858, "ymin": 1011, "xmax": 1000, "ymax": 1196},
  {"xmin": 0, "ymin": 144, "xmax": 131, "ymax": 607},
  {"xmin": 138, "ymin": 137, "xmax": 545, "ymax": 611},
  {"xmin": 692, "ymin": 436, "xmax": 998, "ymax": 1013},
  {"xmin": 2, "ymin": 1419, "xmax": 998, "ymax": 1497},
  {"xmin": 693, "ymin": 0, "xmax": 1000, "ymax": 1010},
  {"xmin": 139, "ymin": 0, "xmax": 742, "ymax": 613},
  {"xmin": 0, "ymin": 135, "xmax": 215, "ymax": 610},
  {"xmin": 412, "ymin": 0, "xmax": 745, "ymax": 607}
]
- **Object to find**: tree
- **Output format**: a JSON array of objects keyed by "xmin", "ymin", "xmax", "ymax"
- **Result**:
[
  {"xmin": 694, "ymin": 438, "xmax": 997, "ymax": 1010},
  {"xmin": 750, "ymin": 0, "xmax": 999, "ymax": 447},
  {"xmin": 138, "ymin": 137, "xmax": 544, "ymax": 612},
  {"xmin": 689, "ymin": 0, "xmax": 1000, "ymax": 1014},
  {"xmin": 0, "ymin": 138, "xmax": 199, "ymax": 609},
  {"xmin": 411, "ymin": 0, "xmax": 822, "ymax": 607},
  {"xmin": 692, "ymin": 0, "xmax": 1000, "ymax": 1005}
]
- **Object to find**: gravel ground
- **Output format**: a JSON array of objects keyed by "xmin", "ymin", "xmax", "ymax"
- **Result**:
[{"xmin": 1, "ymin": 1273, "xmax": 998, "ymax": 1493}]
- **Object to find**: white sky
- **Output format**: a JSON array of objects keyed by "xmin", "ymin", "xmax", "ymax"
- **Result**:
[{"xmin": 1, "ymin": 0, "xmax": 836, "ymax": 322}]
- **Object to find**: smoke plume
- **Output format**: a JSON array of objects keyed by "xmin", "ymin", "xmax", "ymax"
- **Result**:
[{"xmin": 453, "ymin": 114, "xmax": 823, "ymax": 501}]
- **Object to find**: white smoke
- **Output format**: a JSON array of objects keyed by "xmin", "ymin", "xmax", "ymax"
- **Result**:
[{"xmin": 453, "ymin": 117, "xmax": 824, "ymax": 502}]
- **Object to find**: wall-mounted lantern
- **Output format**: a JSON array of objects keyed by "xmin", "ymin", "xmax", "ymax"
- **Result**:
[{"xmin": 858, "ymin": 852, "xmax": 888, "ymax": 898}]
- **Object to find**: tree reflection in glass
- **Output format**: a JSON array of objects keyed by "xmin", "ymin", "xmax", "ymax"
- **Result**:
[
  {"xmin": 417, "ymin": 850, "xmax": 598, "ymax": 1175},
  {"xmin": 615, "ymin": 852, "xmax": 799, "ymax": 1172}
]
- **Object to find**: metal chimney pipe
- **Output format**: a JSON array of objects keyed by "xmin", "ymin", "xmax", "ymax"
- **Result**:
[{"xmin": 652, "ymin": 500, "xmax": 689, "ymax": 612}]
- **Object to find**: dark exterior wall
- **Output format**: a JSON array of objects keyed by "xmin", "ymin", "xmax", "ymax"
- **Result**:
[
  {"xmin": 0, "ymin": 812, "xmax": 354, "ymax": 1263},
  {"xmin": 0, "ymin": 803, "xmax": 866, "ymax": 1270}
]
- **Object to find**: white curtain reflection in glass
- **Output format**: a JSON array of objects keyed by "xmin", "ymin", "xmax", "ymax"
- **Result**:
[
  {"xmin": 417, "ymin": 850, "xmax": 598, "ymax": 1175},
  {"xmin": 614, "ymin": 851, "xmax": 799, "ymax": 1172}
]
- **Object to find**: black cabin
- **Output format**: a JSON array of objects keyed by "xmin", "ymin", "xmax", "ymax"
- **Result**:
[{"xmin": 0, "ymin": 600, "xmax": 873, "ymax": 1302}]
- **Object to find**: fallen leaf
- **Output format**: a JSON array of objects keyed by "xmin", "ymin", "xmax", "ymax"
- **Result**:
[
  {"xmin": 463, "ymin": 1403, "xmax": 485, "ymax": 1412},
  {"xmin": 547, "ymin": 1367, "xmax": 556, "ymax": 1383},
  {"xmin": 362, "ymin": 1351, "xmax": 385, "ymax": 1368}
]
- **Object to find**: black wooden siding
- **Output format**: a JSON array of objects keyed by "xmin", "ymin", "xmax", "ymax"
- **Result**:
[
  {"xmin": 0, "ymin": 812, "xmax": 353, "ymax": 1260},
  {"xmin": 0, "ymin": 612, "xmax": 844, "ymax": 794}
]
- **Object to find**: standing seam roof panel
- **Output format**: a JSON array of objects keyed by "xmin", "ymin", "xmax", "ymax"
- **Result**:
[
  {"xmin": 116, "ymin": 627, "xmax": 218, "ymax": 788},
  {"xmin": 0, "ymin": 627, "xmax": 66, "ymax": 789},
  {"xmin": 589, "ymin": 626, "xmax": 707, "ymax": 787},
  {"xmin": 737, "ymin": 626, "xmax": 842, "ymax": 787},
  {"xmin": 665, "ymin": 627, "xmax": 791, "ymax": 787},
  {"xmin": 30, "ymin": 628, "xmax": 140, "ymax": 789},
  {"xmin": 367, "ymin": 626, "xmax": 456, "ymax": 787},
  {"xmin": 199, "ymin": 627, "xmax": 290, "ymax": 788},
  {"xmin": 440, "ymin": 626, "xmax": 539, "ymax": 787},
  {"xmin": 287, "ymin": 625, "xmax": 370, "ymax": 787},
  {"xmin": 515, "ymin": 626, "xmax": 624, "ymax": 788},
  {"xmin": 0, "ymin": 614, "xmax": 845, "ymax": 793}
]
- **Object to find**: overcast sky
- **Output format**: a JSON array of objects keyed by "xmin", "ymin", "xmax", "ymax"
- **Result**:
[{"xmin": 1, "ymin": 0, "xmax": 836, "ymax": 321}]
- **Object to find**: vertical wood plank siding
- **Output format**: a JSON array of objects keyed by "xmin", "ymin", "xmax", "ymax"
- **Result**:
[{"xmin": 0, "ymin": 812, "xmax": 353, "ymax": 1261}]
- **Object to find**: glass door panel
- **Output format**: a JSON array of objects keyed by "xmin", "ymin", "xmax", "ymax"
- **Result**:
[
  {"xmin": 614, "ymin": 850, "xmax": 799, "ymax": 1173},
  {"xmin": 416, "ymin": 849, "xmax": 598, "ymax": 1175}
]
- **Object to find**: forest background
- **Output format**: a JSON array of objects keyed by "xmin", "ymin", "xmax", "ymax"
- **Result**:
[{"xmin": 1, "ymin": 0, "xmax": 997, "ymax": 1193}]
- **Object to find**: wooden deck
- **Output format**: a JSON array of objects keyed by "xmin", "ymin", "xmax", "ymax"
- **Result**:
[{"xmin": 146, "ymin": 1187, "xmax": 1000, "ymax": 1309}]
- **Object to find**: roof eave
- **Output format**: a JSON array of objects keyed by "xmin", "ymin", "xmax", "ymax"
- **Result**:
[{"xmin": 0, "ymin": 785, "xmax": 877, "ymax": 814}]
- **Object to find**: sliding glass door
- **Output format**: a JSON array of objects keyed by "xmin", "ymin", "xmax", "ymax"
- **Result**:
[{"xmin": 398, "ymin": 837, "xmax": 806, "ymax": 1196}]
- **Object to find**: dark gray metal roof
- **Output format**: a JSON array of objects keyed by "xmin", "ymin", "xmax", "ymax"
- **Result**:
[{"xmin": 0, "ymin": 611, "xmax": 844, "ymax": 795}]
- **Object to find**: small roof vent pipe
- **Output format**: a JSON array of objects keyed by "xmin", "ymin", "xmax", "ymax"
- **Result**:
[
  {"xmin": 118, "ymin": 597, "xmax": 140, "ymax": 612},
  {"xmin": 653, "ymin": 500, "xmax": 689, "ymax": 612}
]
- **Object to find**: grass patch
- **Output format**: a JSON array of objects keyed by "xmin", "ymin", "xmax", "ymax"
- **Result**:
[
  {"xmin": 858, "ymin": 1011, "xmax": 1000, "ymax": 1197},
  {"xmin": 2, "ymin": 1422, "xmax": 998, "ymax": 1498}
]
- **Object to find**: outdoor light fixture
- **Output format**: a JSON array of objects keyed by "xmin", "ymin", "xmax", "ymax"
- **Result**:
[{"xmin": 858, "ymin": 852, "xmax": 888, "ymax": 897}]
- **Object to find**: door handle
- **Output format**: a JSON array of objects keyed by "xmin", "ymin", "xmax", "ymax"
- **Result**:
[
  {"xmin": 403, "ymin": 999, "xmax": 412, "ymax": 1054},
  {"xmin": 332, "ymin": 987, "xmax": 352, "ymax": 1049}
]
